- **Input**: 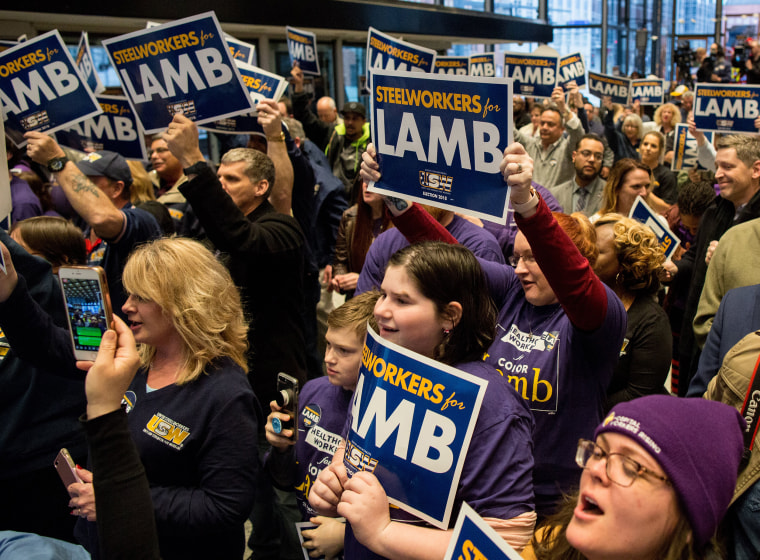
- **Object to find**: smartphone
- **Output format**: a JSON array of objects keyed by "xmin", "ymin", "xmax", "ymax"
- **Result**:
[
  {"xmin": 274, "ymin": 372, "xmax": 299, "ymax": 442},
  {"xmin": 54, "ymin": 448, "xmax": 82, "ymax": 488},
  {"xmin": 58, "ymin": 266, "xmax": 113, "ymax": 361}
]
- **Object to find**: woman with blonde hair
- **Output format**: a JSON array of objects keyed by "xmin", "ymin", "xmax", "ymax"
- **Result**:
[
  {"xmin": 638, "ymin": 130, "xmax": 678, "ymax": 209},
  {"xmin": 126, "ymin": 160, "xmax": 156, "ymax": 204},
  {"xmin": 593, "ymin": 214, "xmax": 670, "ymax": 411},
  {"xmin": 66, "ymin": 238, "xmax": 259, "ymax": 559},
  {"xmin": 653, "ymin": 102, "xmax": 681, "ymax": 165},
  {"xmin": 594, "ymin": 159, "xmax": 654, "ymax": 219}
]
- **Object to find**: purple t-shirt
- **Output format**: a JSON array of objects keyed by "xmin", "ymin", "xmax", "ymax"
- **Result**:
[
  {"xmin": 10, "ymin": 176, "xmax": 42, "ymax": 224},
  {"xmin": 295, "ymin": 376, "xmax": 353, "ymax": 520},
  {"xmin": 342, "ymin": 360, "xmax": 534, "ymax": 559},
  {"xmin": 479, "ymin": 260, "xmax": 625, "ymax": 514},
  {"xmin": 355, "ymin": 215, "xmax": 504, "ymax": 294}
]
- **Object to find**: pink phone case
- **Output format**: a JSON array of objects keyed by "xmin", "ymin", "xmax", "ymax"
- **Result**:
[{"xmin": 54, "ymin": 449, "xmax": 82, "ymax": 488}]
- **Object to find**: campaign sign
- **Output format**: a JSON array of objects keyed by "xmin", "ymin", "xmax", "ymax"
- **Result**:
[
  {"xmin": 435, "ymin": 56, "xmax": 469, "ymax": 76},
  {"xmin": 366, "ymin": 27, "xmax": 436, "ymax": 88},
  {"xmin": 103, "ymin": 12, "xmax": 254, "ymax": 134},
  {"xmin": 344, "ymin": 327, "xmax": 487, "ymax": 529},
  {"xmin": 671, "ymin": 123, "xmax": 714, "ymax": 171},
  {"xmin": 0, "ymin": 30, "xmax": 102, "ymax": 147},
  {"xmin": 588, "ymin": 71, "xmax": 631, "ymax": 105},
  {"xmin": 203, "ymin": 62, "xmax": 288, "ymax": 134},
  {"xmin": 0, "ymin": 40, "xmax": 18, "ymax": 53},
  {"xmin": 558, "ymin": 52, "xmax": 586, "ymax": 89},
  {"xmin": 56, "ymin": 95, "xmax": 147, "ymax": 160},
  {"xmin": 224, "ymin": 34, "xmax": 256, "ymax": 66},
  {"xmin": 629, "ymin": 197, "xmax": 680, "ymax": 260},
  {"xmin": 469, "ymin": 53, "xmax": 495, "ymax": 77},
  {"xmin": 443, "ymin": 503, "xmax": 523, "ymax": 560},
  {"xmin": 693, "ymin": 83, "xmax": 760, "ymax": 134},
  {"xmin": 503, "ymin": 52, "xmax": 558, "ymax": 98},
  {"xmin": 76, "ymin": 32, "xmax": 105, "ymax": 96},
  {"xmin": 630, "ymin": 78, "xmax": 664, "ymax": 105},
  {"xmin": 368, "ymin": 69, "xmax": 513, "ymax": 224},
  {"xmin": 286, "ymin": 27, "xmax": 320, "ymax": 76},
  {"xmin": 0, "ymin": 117, "xmax": 10, "ymax": 227}
]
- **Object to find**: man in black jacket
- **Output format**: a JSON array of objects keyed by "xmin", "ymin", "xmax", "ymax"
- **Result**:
[
  {"xmin": 163, "ymin": 113, "xmax": 307, "ymax": 409},
  {"xmin": 664, "ymin": 135, "xmax": 760, "ymax": 394}
]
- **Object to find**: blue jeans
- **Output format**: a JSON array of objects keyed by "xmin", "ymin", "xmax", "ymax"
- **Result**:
[
  {"xmin": 729, "ymin": 479, "xmax": 760, "ymax": 560},
  {"xmin": 0, "ymin": 531, "xmax": 90, "ymax": 560}
]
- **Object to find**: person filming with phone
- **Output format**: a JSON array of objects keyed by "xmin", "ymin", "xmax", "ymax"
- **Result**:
[{"xmin": 0, "ymin": 237, "xmax": 260, "ymax": 560}]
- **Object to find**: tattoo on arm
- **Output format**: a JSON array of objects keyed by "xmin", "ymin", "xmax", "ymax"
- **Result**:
[
  {"xmin": 385, "ymin": 196, "xmax": 408, "ymax": 212},
  {"xmin": 70, "ymin": 174, "xmax": 101, "ymax": 198}
]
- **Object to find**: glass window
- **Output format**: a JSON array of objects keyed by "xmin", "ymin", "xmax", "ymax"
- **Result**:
[
  {"xmin": 549, "ymin": 0, "xmax": 602, "ymax": 25},
  {"xmin": 676, "ymin": 0, "xmax": 717, "ymax": 35},
  {"xmin": 726, "ymin": 16, "xmax": 759, "ymax": 48},
  {"xmin": 444, "ymin": 0, "xmax": 485, "ymax": 10},
  {"xmin": 494, "ymin": 0, "xmax": 538, "ymax": 20},
  {"xmin": 343, "ymin": 45, "xmax": 370, "ymax": 107},
  {"xmin": 608, "ymin": 28, "xmax": 624, "ymax": 75},
  {"xmin": 548, "ymin": 27, "xmax": 604, "ymax": 73}
]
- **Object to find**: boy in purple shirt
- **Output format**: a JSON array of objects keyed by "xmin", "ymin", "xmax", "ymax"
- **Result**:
[{"xmin": 265, "ymin": 291, "xmax": 380, "ymax": 559}]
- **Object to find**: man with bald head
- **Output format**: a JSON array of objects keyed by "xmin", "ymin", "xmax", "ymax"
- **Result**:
[{"xmin": 316, "ymin": 96, "xmax": 342, "ymax": 126}]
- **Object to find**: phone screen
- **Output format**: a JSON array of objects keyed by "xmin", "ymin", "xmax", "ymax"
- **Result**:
[{"xmin": 61, "ymin": 277, "xmax": 109, "ymax": 351}]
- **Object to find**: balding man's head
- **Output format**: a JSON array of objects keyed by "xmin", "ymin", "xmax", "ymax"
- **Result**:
[{"xmin": 316, "ymin": 96, "xmax": 338, "ymax": 124}]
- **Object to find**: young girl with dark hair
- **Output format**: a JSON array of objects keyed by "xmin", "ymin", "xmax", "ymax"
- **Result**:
[{"xmin": 310, "ymin": 241, "xmax": 537, "ymax": 558}]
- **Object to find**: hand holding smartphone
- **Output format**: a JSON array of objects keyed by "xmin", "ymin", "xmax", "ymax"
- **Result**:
[
  {"xmin": 59, "ymin": 266, "xmax": 113, "ymax": 361},
  {"xmin": 273, "ymin": 372, "xmax": 299, "ymax": 442},
  {"xmin": 54, "ymin": 448, "xmax": 82, "ymax": 488}
]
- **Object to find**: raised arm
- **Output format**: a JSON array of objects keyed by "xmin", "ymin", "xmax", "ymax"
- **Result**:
[
  {"xmin": 0, "ymin": 241, "xmax": 78, "ymax": 376},
  {"xmin": 602, "ymin": 97, "xmax": 621, "ymax": 159},
  {"xmin": 258, "ymin": 99, "xmax": 294, "ymax": 214},
  {"xmin": 165, "ymin": 113, "xmax": 303, "ymax": 255},
  {"xmin": 81, "ymin": 317, "xmax": 160, "ymax": 558},
  {"xmin": 25, "ymin": 132, "xmax": 125, "ymax": 240},
  {"xmin": 507, "ymin": 143, "xmax": 613, "ymax": 333},
  {"xmin": 290, "ymin": 65, "xmax": 334, "ymax": 150}
]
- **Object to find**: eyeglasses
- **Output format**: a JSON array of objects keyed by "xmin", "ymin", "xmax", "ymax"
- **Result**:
[
  {"xmin": 576, "ymin": 439, "xmax": 670, "ymax": 487},
  {"xmin": 148, "ymin": 147, "xmax": 170, "ymax": 157},
  {"xmin": 508, "ymin": 253, "xmax": 536, "ymax": 267},
  {"xmin": 578, "ymin": 150, "xmax": 604, "ymax": 161}
]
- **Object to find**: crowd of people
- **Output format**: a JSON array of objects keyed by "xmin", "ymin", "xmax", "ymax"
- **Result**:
[{"xmin": 2, "ymin": 34, "xmax": 760, "ymax": 560}]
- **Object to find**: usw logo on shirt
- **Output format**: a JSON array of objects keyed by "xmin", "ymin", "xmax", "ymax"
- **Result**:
[{"xmin": 143, "ymin": 412, "xmax": 191, "ymax": 450}]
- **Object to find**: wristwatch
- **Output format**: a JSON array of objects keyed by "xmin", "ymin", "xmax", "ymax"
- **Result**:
[
  {"xmin": 46, "ymin": 156, "xmax": 69, "ymax": 173},
  {"xmin": 183, "ymin": 161, "xmax": 208, "ymax": 176}
]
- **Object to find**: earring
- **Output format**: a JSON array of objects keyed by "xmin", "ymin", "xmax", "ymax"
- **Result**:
[{"xmin": 443, "ymin": 327, "xmax": 451, "ymax": 335}]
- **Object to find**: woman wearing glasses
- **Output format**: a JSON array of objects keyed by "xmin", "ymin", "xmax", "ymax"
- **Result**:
[{"xmin": 523, "ymin": 395, "xmax": 744, "ymax": 559}]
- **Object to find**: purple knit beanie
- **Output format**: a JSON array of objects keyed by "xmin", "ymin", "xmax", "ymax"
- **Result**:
[{"xmin": 594, "ymin": 395, "xmax": 744, "ymax": 547}]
